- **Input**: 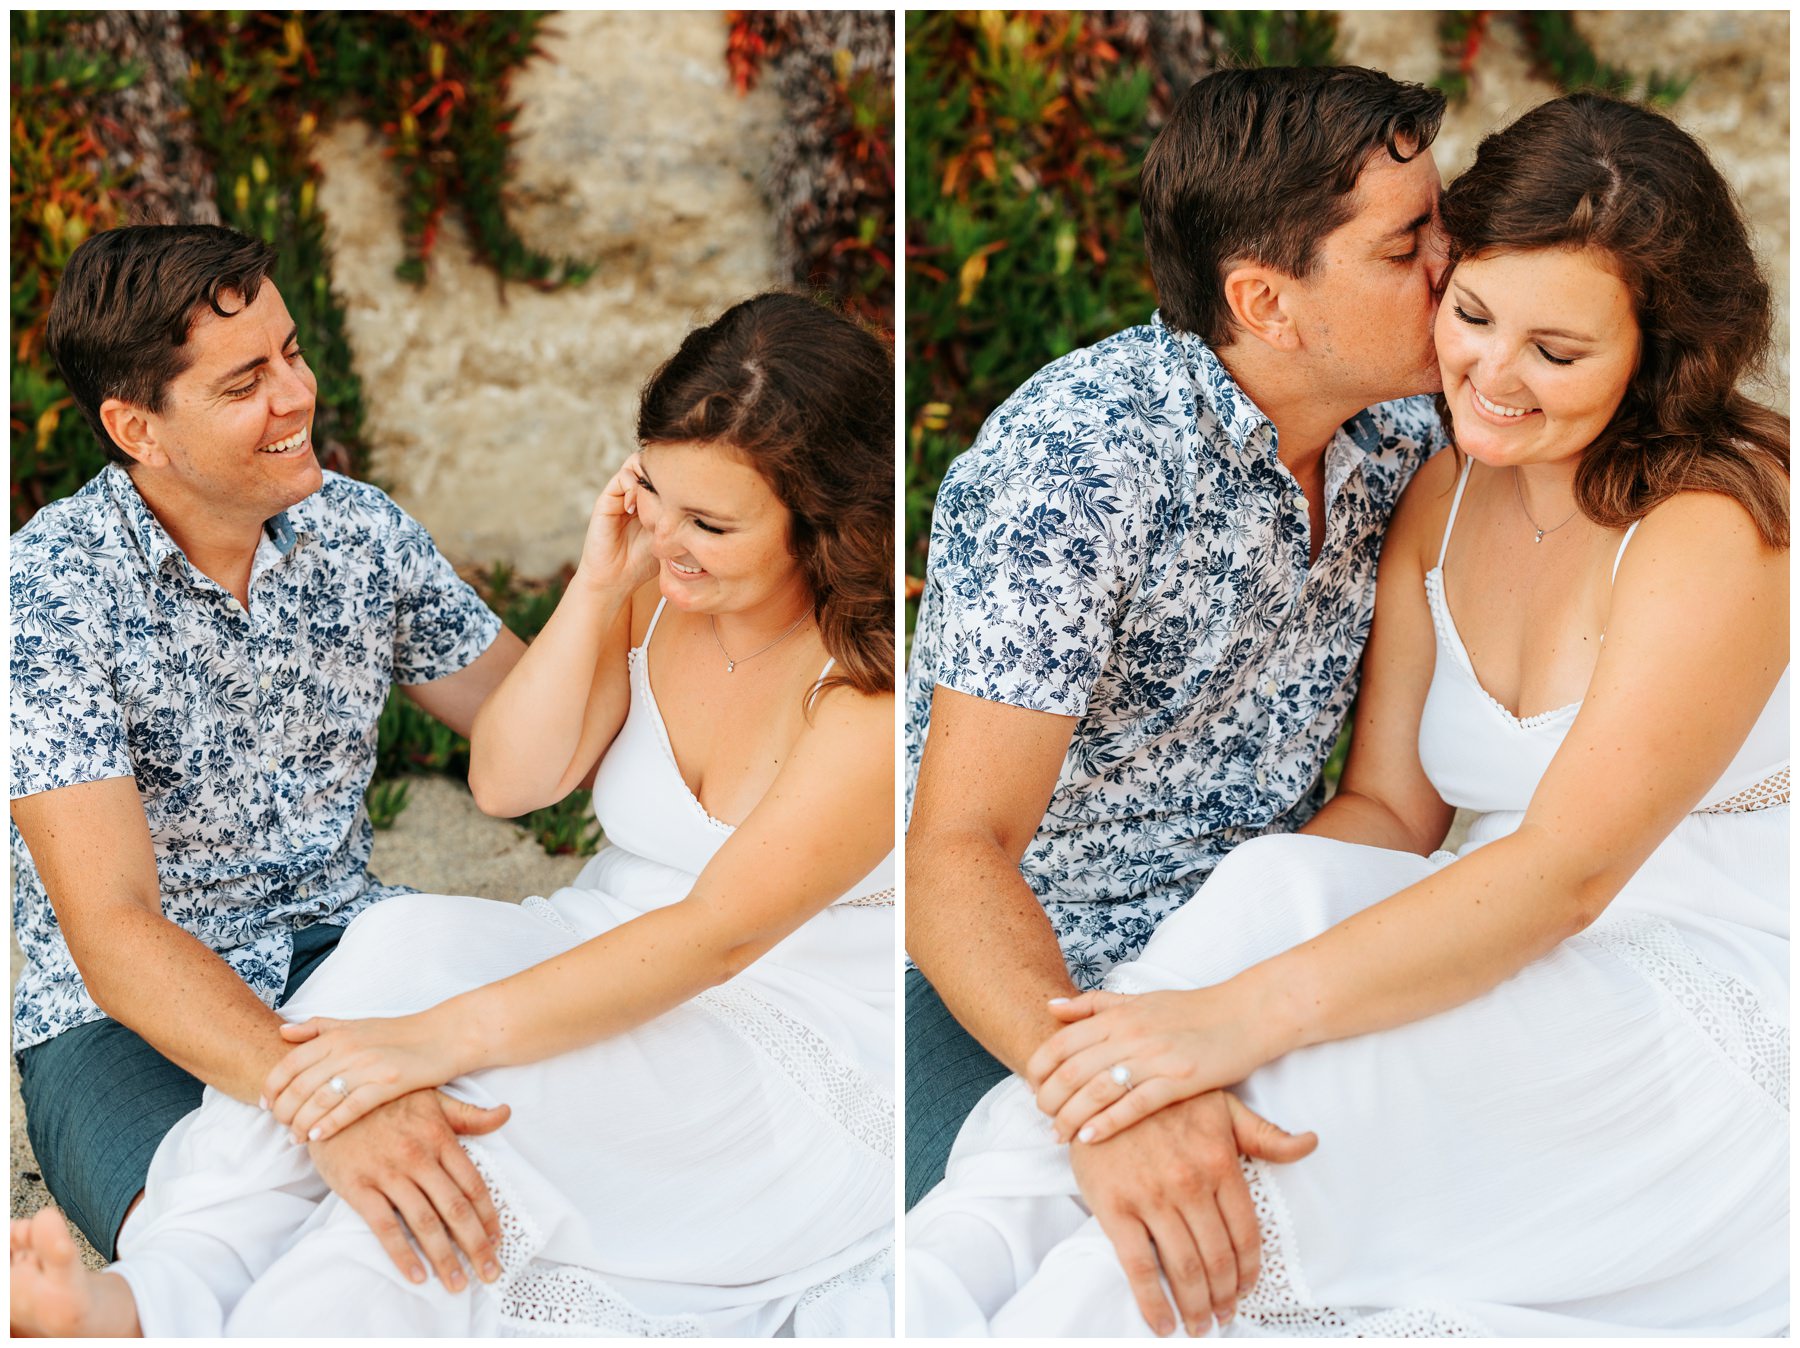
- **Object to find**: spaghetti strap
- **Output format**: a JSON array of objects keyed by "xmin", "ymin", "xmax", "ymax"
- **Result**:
[
  {"xmin": 805, "ymin": 656, "xmax": 837, "ymax": 704},
  {"xmin": 1610, "ymin": 521, "xmax": 1641, "ymax": 585},
  {"xmin": 642, "ymin": 596, "xmax": 670, "ymax": 647},
  {"xmin": 1437, "ymin": 457, "xmax": 1475, "ymax": 570}
]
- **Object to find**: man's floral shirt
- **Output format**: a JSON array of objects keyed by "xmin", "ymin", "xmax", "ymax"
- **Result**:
[
  {"xmin": 906, "ymin": 314, "xmax": 1443, "ymax": 986},
  {"xmin": 11, "ymin": 466, "xmax": 501, "ymax": 1049}
]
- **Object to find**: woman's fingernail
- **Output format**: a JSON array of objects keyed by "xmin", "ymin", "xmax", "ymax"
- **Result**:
[
  {"xmin": 308, "ymin": 1126, "xmax": 322, "ymax": 1141},
  {"xmin": 1047, "ymin": 997, "xmax": 1070, "ymax": 1005},
  {"xmin": 410, "ymin": 1267, "xmax": 426, "ymax": 1285},
  {"xmin": 258, "ymin": 1096, "xmax": 267, "ymax": 1110},
  {"xmin": 1077, "ymin": 1126, "xmax": 1095, "ymax": 1143},
  {"xmin": 484, "ymin": 1261, "xmax": 501, "ymax": 1281}
]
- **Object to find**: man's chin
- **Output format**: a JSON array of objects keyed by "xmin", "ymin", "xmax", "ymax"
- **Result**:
[{"xmin": 274, "ymin": 456, "xmax": 325, "ymax": 509}]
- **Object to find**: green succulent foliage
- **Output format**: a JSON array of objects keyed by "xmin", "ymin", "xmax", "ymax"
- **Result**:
[
  {"xmin": 519, "ymin": 791, "xmax": 604, "ymax": 857},
  {"xmin": 364, "ymin": 777, "xmax": 413, "ymax": 830},
  {"xmin": 10, "ymin": 11, "xmax": 142, "ymax": 527},
  {"xmin": 1205, "ymin": 10, "xmax": 1340, "ymax": 68}
]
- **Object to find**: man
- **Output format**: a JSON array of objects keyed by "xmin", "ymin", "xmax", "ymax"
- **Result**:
[
  {"xmin": 907, "ymin": 67, "xmax": 1450, "ymax": 1335},
  {"xmin": 10, "ymin": 225, "xmax": 528, "ymax": 1294}
]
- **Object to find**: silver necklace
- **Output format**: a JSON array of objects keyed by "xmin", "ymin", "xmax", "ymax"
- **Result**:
[
  {"xmin": 710, "ymin": 611, "xmax": 809, "ymax": 673},
  {"xmin": 1513, "ymin": 470, "xmax": 1578, "ymax": 544}
]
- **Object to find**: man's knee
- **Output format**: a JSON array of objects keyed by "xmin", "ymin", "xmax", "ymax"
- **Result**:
[
  {"xmin": 904, "ymin": 970, "xmax": 1009, "ymax": 1208},
  {"xmin": 17, "ymin": 1021, "xmax": 204, "ymax": 1259}
]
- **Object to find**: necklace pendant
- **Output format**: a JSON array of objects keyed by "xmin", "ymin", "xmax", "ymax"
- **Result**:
[
  {"xmin": 1534, "ymin": 529, "xmax": 1546, "ymax": 544},
  {"xmin": 726, "ymin": 660, "xmax": 737, "ymax": 673}
]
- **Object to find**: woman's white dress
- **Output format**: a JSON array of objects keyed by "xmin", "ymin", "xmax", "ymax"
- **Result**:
[
  {"xmin": 908, "ymin": 467, "xmax": 1789, "ymax": 1337},
  {"xmin": 112, "ymin": 602, "xmax": 896, "ymax": 1336}
]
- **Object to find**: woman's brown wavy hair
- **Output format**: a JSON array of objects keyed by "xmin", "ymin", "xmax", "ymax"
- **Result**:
[
  {"xmin": 1437, "ymin": 93, "xmax": 1788, "ymax": 548},
  {"xmin": 636, "ymin": 292, "xmax": 894, "ymax": 703}
]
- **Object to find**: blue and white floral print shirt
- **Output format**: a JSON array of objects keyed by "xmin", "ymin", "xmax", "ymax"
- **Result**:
[
  {"xmin": 10, "ymin": 466, "xmax": 502, "ymax": 1050},
  {"xmin": 905, "ymin": 314, "xmax": 1443, "ymax": 986}
]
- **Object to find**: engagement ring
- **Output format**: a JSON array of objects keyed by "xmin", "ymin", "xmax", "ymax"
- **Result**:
[
  {"xmin": 327, "ymin": 1075, "xmax": 349, "ymax": 1099},
  {"xmin": 1109, "ymin": 1063, "xmax": 1133, "ymax": 1090}
]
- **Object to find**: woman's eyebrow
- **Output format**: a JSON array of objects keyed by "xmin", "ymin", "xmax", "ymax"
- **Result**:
[
  {"xmin": 1453, "ymin": 283, "xmax": 1597, "ymax": 343},
  {"xmin": 635, "ymin": 460, "xmax": 738, "ymax": 521}
]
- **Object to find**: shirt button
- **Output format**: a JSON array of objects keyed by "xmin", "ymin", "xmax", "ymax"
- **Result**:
[
  {"xmin": 1262, "ymin": 679, "xmax": 1278, "ymax": 698},
  {"xmin": 259, "ymin": 673, "xmax": 272, "ymax": 691},
  {"xmin": 1255, "ymin": 767, "xmax": 1268, "ymax": 787},
  {"xmin": 264, "ymin": 757, "xmax": 277, "ymax": 772}
]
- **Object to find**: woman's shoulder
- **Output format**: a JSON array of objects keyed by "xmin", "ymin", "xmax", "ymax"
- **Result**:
[
  {"xmin": 800, "ymin": 682, "xmax": 896, "ymax": 767},
  {"xmin": 1385, "ymin": 446, "xmax": 1466, "ymax": 567},
  {"xmin": 1625, "ymin": 490, "xmax": 1788, "ymax": 574},
  {"xmin": 809, "ymin": 682, "xmax": 896, "ymax": 735}
]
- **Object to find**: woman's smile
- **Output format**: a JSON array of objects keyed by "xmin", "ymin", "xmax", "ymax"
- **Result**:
[{"xmin": 1468, "ymin": 384, "xmax": 1539, "ymax": 423}]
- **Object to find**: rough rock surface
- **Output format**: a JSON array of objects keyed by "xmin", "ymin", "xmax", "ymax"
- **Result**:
[
  {"xmin": 315, "ymin": 11, "xmax": 784, "ymax": 574},
  {"xmin": 1339, "ymin": 10, "xmax": 1788, "ymax": 410}
]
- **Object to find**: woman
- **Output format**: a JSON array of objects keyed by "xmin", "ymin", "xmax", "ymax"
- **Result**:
[
  {"xmin": 908, "ymin": 94, "xmax": 1787, "ymax": 1336},
  {"xmin": 12, "ymin": 293, "xmax": 897, "ymax": 1337}
]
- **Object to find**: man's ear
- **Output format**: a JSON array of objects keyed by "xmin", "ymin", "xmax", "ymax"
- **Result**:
[
  {"xmin": 98, "ymin": 398, "xmax": 166, "ymax": 469},
  {"xmin": 1221, "ymin": 263, "xmax": 1299, "ymax": 354}
]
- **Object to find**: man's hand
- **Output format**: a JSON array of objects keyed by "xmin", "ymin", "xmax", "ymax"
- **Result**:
[
  {"xmin": 1069, "ymin": 1090, "xmax": 1316, "ymax": 1337},
  {"xmin": 307, "ymin": 1088, "xmax": 511, "ymax": 1291}
]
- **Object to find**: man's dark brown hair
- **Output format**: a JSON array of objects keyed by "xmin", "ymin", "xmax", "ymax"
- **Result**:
[
  {"xmin": 1141, "ymin": 66, "xmax": 1445, "ymax": 347},
  {"xmin": 44, "ymin": 224, "xmax": 278, "ymax": 465}
]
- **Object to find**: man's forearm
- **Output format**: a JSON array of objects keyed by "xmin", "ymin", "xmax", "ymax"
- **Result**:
[
  {"xmin": 73, "ymin": 905, "xmax": 288, "ymax": 1102},
  {"xmin": 907, "ymin": 831, "xmax": 1077, "ymax": 1074}
]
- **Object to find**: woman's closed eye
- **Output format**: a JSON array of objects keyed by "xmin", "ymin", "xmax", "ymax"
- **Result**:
[{"xmin": 634, "ymin": 475, "xmax": 725, "ymax": 533}]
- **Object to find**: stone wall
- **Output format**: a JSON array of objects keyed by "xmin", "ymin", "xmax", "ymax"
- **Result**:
[
  {"xmin": 315, "ymin": 12, "xmax": 783, "ymax": 574},
  {"xmin": 315, "ymin": 11, "xmax": 1785, "ymax": 572},
  {"xmin": 1340, "ymin": 10, "xmax": 1789, "ymax": 412}
]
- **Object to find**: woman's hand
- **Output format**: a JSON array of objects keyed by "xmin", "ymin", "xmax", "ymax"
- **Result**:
[
  {"xmin": 1025, "ymin": 987, "xmax": 1275, "ymax": 1145},
  {"xmin": 264, "ymin": 1012, "xmax": 464, "ymax": 1144},
  {"xmin": 575, "ymin": 451, "xmax": 659, "ymax": 595}
]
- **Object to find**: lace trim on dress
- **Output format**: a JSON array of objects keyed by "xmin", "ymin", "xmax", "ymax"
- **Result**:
[
  {"xmin": 1234, "ymin": 1159, "xmax": 1491, "ymax": 1337},
  {"xmin": 520, "ymin": 895, "xmax": 579, "ymax": 936},
  {"xmin": 1695, "ymin": 767, "xmax": 1790, "ymax": 815},
  {"xmin": 834, "ymin": 885, "xmax": 895, "ymax": 908},
  {"xmin": 693, "ymin": 983, "xmax": 895, "ymax": 1159},
  {"xmin": 463, "ymin": 1142, "xmax": 707, "ymax": 1337},
  {"xmin": 629, "ymin": 645, "xmax": 736, "ymax": 836},
  {"xmin": 1424, "ymin": 570, "xmax": 1579, "ymax": 731},
  {"xmin": 795, "ymin": 1241, "xmax": 892, "ymax": 1312},
  {"xmin": 1582, "ymin": 915, "xmax": 1789, "ymax": 1115}
]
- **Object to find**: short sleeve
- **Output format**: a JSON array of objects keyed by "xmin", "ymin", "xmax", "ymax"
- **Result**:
[
  {"xmin": 10, "ymin": 556, "xmax": 134, "ymax": 799},
  {"xmin": 916, "ymin": 423, "xmax": 1150, "ymax": 718},
  {"xmin": 384, "ymin": 504, "xmax": 504, "ymax": 685}
]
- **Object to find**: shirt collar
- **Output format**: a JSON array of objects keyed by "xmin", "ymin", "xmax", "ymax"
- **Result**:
[
  {"xmin": 105, "ymin": 462, "xmax": 307, "ymax": 579},
  {"xmin": 1151, "ymin": 313, "xmax": 1273, "ymax": 459},
  {"xmin": 1155, "ymin": 313, "xmax": 1378, "ymax": 490}
]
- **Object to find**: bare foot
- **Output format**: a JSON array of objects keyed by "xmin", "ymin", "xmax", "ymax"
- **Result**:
[{"xmin": 10, "ymin": 1207, "xmax": 140, "ymax": 1337}]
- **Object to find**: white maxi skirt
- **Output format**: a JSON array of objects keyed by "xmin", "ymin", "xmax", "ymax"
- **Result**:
[{"xmin": 114, "ymin": 845, "xmax": 895, "ymax": 1337}]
